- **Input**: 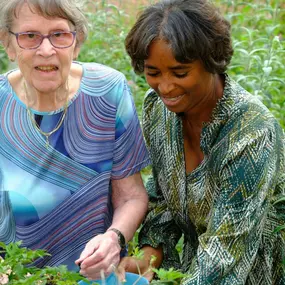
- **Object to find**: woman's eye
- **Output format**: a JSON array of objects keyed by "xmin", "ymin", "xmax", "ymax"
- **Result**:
[
  {"xmin": 146, "ymin": 72, "xmax": 159, "ymax": 77},
  {"xmin": 27, "ymin": 33, "xmax": 36, "ymax": 39},
  {"xmin": 53, "ymin": 32, "xmax": 63, "ymax": 38},
  {"xmin": 175, "ymin": 73, "xmax": 188, "ymax": 78}
]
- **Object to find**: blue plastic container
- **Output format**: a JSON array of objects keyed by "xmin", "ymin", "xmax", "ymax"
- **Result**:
[{"xmin": 78, "ymin": 272, "xmax": 149, "ymax": 285}]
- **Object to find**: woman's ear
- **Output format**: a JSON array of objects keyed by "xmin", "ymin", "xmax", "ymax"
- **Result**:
[
  {"xmin": 0, "ymin": 30, "xmax": 16, "ymax": 62},
  {"xmin": 6, "ymin": 44, "xmax": 17, "ymax": 62},
  {"xmin": 0, "ymin": 29, "xmax": 8, "ymax": 48},
  {"xmin": 73, "ymin": 46, "xmax": 81, "ymax": 60}
]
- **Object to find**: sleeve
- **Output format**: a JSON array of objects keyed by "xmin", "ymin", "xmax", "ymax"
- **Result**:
[
  {"xmin": 111, "ymin": 79, "xmax": 150, "ymax": 179},
  {"xmin": 138, "ymin": 173, "xmax": 182, "ymax": 270},
  {"xmin": 182, "ymin": 124, "xmax": 282, "ymax": 284},
  {"xmin": 138, "ymin": 90, "xmax": 183, "ymax": 270}
]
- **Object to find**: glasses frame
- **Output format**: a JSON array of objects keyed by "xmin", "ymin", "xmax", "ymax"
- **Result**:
[{"xmin": 9, "ymin": 31, "xmax": 77, "ymax": 50}]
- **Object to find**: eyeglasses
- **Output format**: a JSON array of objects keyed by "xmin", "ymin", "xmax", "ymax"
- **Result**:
[{"xmin": 9, "ymin": 31, "xmax": 77, "ymax": 50}]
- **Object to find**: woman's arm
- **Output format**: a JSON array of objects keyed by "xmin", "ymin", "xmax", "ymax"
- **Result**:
[
  {"xmin": 118, "ymin": 173, "xmax": 183, "ymax": 281},
  {"xmin": 76, "ymin": 75, "xmax": 150, "ymax": 280},
  {"xmin": 118, "ymin": 245, "xmax": 163, "ymax": 281},
  {"xmin": 110, "ymin": 172, "xmax": 148, "ymax": 243},
  {"xmin": 76, "ymin": 172, "xmax": 148, "ymax": 280}
]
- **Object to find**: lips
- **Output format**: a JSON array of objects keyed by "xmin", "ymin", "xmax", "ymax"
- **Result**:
[
  {"xmin": 163, "ymin": 95, "xmax": 183, "ymax": 101},
  {"xmin": 35, "ymin": 66, "xmax": 58, "ymax": 72},
  {"xmin": 161, "ymin": 94, "xmax": 184, "ymax": 102},
  {"xmin": 159, "ymin": 94, "xmax": 185, "ymax": 109}
]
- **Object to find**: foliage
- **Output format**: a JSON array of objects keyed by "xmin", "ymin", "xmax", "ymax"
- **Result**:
[
  {"xmin": 0, "ymin": 46, "xmax": 9, "ymax": 74},
  {"xmin": 151, "ymin": 268, "xmax": 189, "ymax": 285},
  {"xmin": 0, "ymin": 241, "xmax": 90, "ymax": 285},
  {"xmin": 217, "ymin": 0, "xmax": 285, "ymax": 127},
  {"xmin": 130, "ymin": 247, "xmax": 190, "ymax": 285},
  {"xmin": 76, "ymin": 0, "xmax": 285, "ymax": 128},
  {"xmin": 77, "ymin": 0, "xmax": 148, "ymax": 120}
]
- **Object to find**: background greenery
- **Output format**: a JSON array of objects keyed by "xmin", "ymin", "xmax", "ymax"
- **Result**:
[
  {"xmin": 80, "ymin": 0, "xmax": 285, "ymax": 126},
  {"xmin": 1, "ymin": 0, "xmax": 284, "ymax": 126}
]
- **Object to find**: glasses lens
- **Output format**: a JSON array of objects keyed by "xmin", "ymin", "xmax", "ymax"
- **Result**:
[
  {"xmin": 50, "ymin": 32, "xmax": 75, "ymax": 48},
  {"xmin": 18, "ymin": 33, "xmax": 42, "ymax": 49}
]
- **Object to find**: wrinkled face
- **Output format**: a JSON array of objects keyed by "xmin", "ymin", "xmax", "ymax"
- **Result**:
[
  {"xmin": 6, "ymin": 3, "xmax": 80, "ymax": 94},
  {"xmin": 144, "ymin": 39, "xmax": 215, "ymax": 115}
]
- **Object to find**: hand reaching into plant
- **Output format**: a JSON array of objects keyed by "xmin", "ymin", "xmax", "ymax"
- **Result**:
[
  {"xmin": 75, "ymin": 230, "xmax": 121, "ymax": 280},
  {"xmin": 117, "ymin": 245, "xmax": 163, "ymax": 282},
  {"xmin": 117, "ymin": 256, "xmax": 154, "ymax": 282}
]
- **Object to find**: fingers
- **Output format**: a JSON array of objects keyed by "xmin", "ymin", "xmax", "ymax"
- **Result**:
[
  {"xmin": 79, "ymin": 249, "xmax": 120, "ymax": 280},
  {"xmin": 75, "ymin": 232, "xmax": 121, "ymax": 280},
  {"xmin": 80, "ymin": 259, "xmax": 120, "ymax": 280},
  {"xmin": 117, "ymin": 257, "xmax": 155, "ymax": 282},
  {"xmin": 78, "ymin": 248, "xmax": 103, "ymax": 269},
  {"xmin": 117, "ymin": 257, "xmax": 137, "ymax": 273},
  {"xmin": 75, "ymin": 244, "xmax": 99, "ymax": 266},
  {"xmin": 116, "ymin": 259, "xmax": 127, "ymax": 282}
]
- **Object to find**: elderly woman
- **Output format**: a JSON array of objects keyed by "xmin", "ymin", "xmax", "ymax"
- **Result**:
[
  {"xmin": 0, "ymin": 0, "xmax": 150, "ymax": 280},
  {"xmin": 119, "ymin": 0, "xmax": 285, "ymax": 284}
]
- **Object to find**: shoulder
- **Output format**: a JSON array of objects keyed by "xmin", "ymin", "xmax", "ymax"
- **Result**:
[
  {"xmin": 206, "ymin": 75, "xmax": 284, "ymax": 166},
  {"xmin": 142, "ymin": 89, "xmax": 179, "ymax": 145},
  {"xmin": 143, "ymin": 89, "xmax": 166, "ymax": 121},
  {"xmin": 78, "ymin": 62, "xmax": 128, "ymax": 99},
  {"xmin": 224, "ymin": 75, "xmax": 272, "ymax": 117},
  {"xmin": 81, "ymin": 62, "xmax": 125, "ymax": 82},
  {"xmin": 0, "ymin": 72, "xmax": 10, "ymax": 93},
  {"xmin": 216, "ymin": 75, "xmax": 280, "ymax": 135}
]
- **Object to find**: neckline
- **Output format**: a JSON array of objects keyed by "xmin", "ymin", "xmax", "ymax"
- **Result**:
[{"xmin": 4, "ymin": 62, "xmax": 84, "ymax": 116}]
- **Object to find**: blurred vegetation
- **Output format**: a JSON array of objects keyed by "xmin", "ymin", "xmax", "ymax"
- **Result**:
[
  {"xmin": 219, "ymin": 0, "xmax": 285, "ymax": 127},
  {"xmin": 1, "ymin": 0, "xmax": 284, "ymax": 127},
  {"xmin": 77, "ymin": 0, "xmax": 285, "ymax": 127}
]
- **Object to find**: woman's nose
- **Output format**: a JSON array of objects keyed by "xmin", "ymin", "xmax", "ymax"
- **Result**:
[
  {"xmin": 36, "ymin": 38, "xmax": 56, "ymax": 57},
  {"xmin": 158, "ymin": 81, "xmax": 175, "ymax": 95}
]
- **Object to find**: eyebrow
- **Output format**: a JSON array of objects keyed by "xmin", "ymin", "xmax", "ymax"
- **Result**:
[{"xmin": 144, "ymin": 64, "xmax": 192, "ymax": 70}]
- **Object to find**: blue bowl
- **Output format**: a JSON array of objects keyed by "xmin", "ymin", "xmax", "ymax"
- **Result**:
[{"xmin": 78, "ymin": 272, "xmax": 149, "ymax": 285}]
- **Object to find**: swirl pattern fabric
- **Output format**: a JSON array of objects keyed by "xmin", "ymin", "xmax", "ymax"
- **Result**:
[{"xmin": 0, "ymin": 62, "xmax": 150, "ymax": 270}]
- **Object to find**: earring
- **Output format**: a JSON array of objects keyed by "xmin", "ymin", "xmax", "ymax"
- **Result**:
[{"xmin": 9, "ymin": 58, "xmax": 15, "ymax": 62}]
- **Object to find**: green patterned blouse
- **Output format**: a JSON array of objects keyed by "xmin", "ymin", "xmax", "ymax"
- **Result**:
[{"xmin": 139, "ymin": 75, "xmax": 285, "ymax": 284}]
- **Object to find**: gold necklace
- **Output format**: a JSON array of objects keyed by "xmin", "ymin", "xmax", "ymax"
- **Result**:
[{"xmin": 24, "ymin": 83, "xmax": 69, "ymax": 149}]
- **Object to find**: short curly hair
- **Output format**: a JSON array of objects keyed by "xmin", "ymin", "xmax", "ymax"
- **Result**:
[{"xmin": 125, "ymin": 0, "xmax": 234, "ymax": 74}]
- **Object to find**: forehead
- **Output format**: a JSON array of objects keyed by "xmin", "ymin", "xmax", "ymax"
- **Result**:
[
  {"xmin": 146, "ymin": 40, "xmax": 178, "ymax": 65},
  {"xmin": 145, "ymin": 39, "xmax": 203, "ymax": 71},
  {"xmin": 12, "ymin": 2, "xmax": 71, "ymax": 31},
  {"xmin": 149, "ymin": 40, "xmax": 173, "ymax": 54}
]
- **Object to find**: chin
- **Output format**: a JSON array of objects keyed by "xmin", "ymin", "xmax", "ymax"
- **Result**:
[
  {"xmin": 32, "ymin": 82, "xmax": 61, "ymax": 94},
  {"xmin": 165, "ymin": 106, "xmax": 184, "ymax": 114}
]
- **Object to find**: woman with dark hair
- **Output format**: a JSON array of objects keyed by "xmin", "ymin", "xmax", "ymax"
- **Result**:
[{"xmin": 118, "ymin": 0, "xmax": 285, "ymax": 284}]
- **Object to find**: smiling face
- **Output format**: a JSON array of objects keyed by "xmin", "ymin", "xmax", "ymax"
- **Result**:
[
  {"xmin": 144, "ymin": 39, "xmax": 220, "ymax": 118},
  {"xmin": 6, "ymin": 2, "xmax": 80, "ymax": 95}
]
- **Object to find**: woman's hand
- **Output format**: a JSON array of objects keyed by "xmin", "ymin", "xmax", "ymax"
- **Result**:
[
  {"xmin": 117, "ymin": 256, "xmax": 155, "ymax": 282},
  {"xmin": 117, "ymin": 245, "xmax": 163, "ymax": 282},
  {"xmin": 75, "ymin": 230, "xmax": 121, "ymax": 280},
  {"xmin": 75, "ymin": 172, "xmax": 148, "ymax": 280}
]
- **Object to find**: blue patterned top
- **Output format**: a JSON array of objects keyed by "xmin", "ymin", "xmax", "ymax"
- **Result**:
[{"xmin": 0, "ymin": 62, "xmax": 150, "ymax": 270}]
